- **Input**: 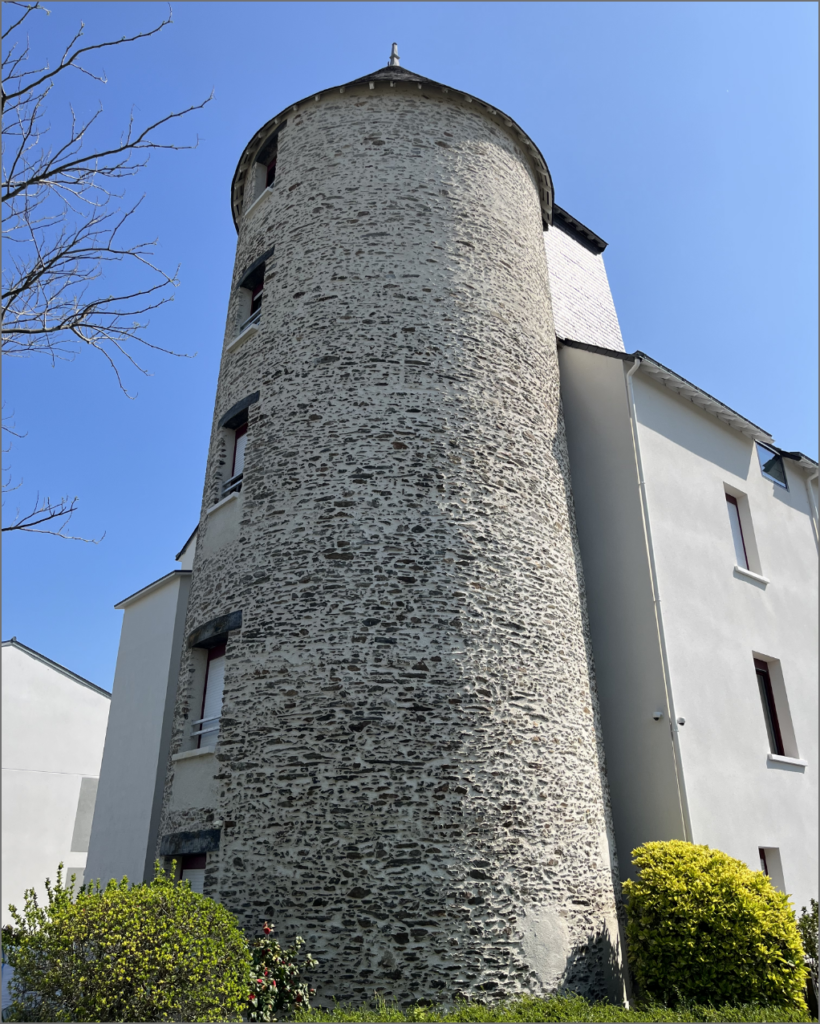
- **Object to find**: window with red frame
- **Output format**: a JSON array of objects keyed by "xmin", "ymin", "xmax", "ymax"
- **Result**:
[{"xmin": 195, "ymin": 644, "xmax": 226, "ymax": 748}]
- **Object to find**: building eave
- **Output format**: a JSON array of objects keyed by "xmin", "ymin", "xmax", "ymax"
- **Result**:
[
  {"xmin": 175, "ymin": 524, "xmax": 199, "ymax": 563},
  {"xmin": 1, "ymin": 638, "xmax": 110, "ymax": 698},
  {"xmin": 557, "ymin": 337, "xmax": 776, "ymax": 446},
  {"xmin": 230, "ymin": 64, "xmax": 554, "ymax": 233},
  {"xmin": 114, "ymin": 570, "xmax": 191, "ymax": 611}
]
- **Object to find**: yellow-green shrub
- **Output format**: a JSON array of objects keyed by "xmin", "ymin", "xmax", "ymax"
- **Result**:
[
  {"xmin": 3, "ymin": 862, "xmax": 251, "ymax": 1022},
  {"xmin": 622, "ymin": 841, "xmax": 807, "ymax": 1009}
]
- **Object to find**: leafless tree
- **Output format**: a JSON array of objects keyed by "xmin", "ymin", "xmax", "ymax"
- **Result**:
[{"xmin": 2, "ymin": 1, "xmax": 211, "ymax": 537}]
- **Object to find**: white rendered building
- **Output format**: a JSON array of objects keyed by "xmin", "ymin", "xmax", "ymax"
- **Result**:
[
  {"xmin": 559, "ymin": 340, "xmax": 818, "ymax": 911},
  {"xmin": 84, "ymin": 533, "xmax": 194, "ymax": 888},
  {"xmin": 1, "ymin": 640, "xmax": 110, "ymax": 923}
]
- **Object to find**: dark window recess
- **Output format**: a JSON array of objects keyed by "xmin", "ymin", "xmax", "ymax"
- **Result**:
[
  {"xmin": 725, "ymin": 494, "xmax": 749, "ymax": 569},
  {"xmin": 756, "ymin": 442, "xmax": 788, "ymax": 489},
  {"xmin": 241, "ymin": 268, "xmax": 264, "ymax": 332},
  {"xmin": 755, "ymin": 659, "xmax": 784, "ymax": 756},
  {"xmin": 180, "ymin": 854, "xmax": 207, "ymax": 894},
  {"xmin": 223, "ymin": 422, "xmax": 248, "ymax": 498},
  {"xmin": 759, "ymin": 847, "xmax": 768, "ymax": 874},
  {"xmin": 266, "ymin": 156, "xmax": 277, "ymax": 189}
]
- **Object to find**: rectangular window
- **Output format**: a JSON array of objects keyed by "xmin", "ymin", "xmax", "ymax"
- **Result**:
[
  {"xmin": 238, "ymin": 269, "xmax": 264, "ymax": 334},
  {"xmin": 180, "ymin": 854, "xmax": 206, "ymax": 894},
  {"xmin": 755, "ymin": 658, "xmax": 784, "ymax": 756},
  {"xmin": 222, "ymin": 423, "xmax": 248, "ymax": 499},
  {"xmin": 232, "ymin": 423, "xmax": 247, "ymax": 478},
  {"xmin": 250, "ymin": 281, "xmax": 263, "ymax": 318},
  {"xmin": 194, "ymin": 645, "xmax": 226, "ymax": 748},
  {"xmin": 757, "ymin": 846, "xmax": 785, "ymax": 891},
  {"xmin": 726, "ymin": 494, "xmax": 749, "ymax": 569},
  {"xmin": 266, "ymin": 156, "xmax": 277, "ymax": 189},
  {"xmin": 756, "ymin": 442, "xmax": 788, "ymax": 488}
]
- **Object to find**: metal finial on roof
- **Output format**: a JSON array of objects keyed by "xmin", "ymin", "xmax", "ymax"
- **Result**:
[{"xmin": 388, "ymin": 42, "xmax": 400, "ymax": 67}]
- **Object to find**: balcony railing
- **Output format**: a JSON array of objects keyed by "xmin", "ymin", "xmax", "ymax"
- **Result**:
[
  {"xmin": 239, "ymin": 307, "xmax": 262, "ymax": 334},
  {"xmin": 222, "ymin": 472, "xmax": 243, "ymax": 499},
  {"xmin": 191, "ymin": 714, "xmax": 220, "ymax": 742}
]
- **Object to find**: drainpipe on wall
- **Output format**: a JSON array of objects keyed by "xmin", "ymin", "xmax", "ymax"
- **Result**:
[
  {"xmin": 625, "ymin": 358, "xmax": 693, "ymax": 843},
  {"xmin": 806, "ymin": 471, "xmax": 819, "ymax": 547}
]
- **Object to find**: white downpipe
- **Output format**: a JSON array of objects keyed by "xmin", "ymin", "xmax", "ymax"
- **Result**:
[
  {"xmin": 805, "ymin": 471, "xmax": 819, "ymax": 547},
  {"xmin": 625, "ymin": 358, "xmax": 693, "ymax": 842}
]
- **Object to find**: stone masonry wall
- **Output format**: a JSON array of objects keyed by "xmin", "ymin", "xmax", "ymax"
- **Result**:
[{"xmin": 158, "ymin": 78, "xmax": 623, "ymax": 1005}]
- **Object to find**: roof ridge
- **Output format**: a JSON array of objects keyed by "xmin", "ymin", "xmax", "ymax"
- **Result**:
[{"xmin": 1, "ymin": 638, "xmax": 111, "ymax": 698}]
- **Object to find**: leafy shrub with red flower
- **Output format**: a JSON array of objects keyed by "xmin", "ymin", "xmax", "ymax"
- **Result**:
[{"xmin": 246, "ymin": 921, "xmax": 318, "ymax": 1022}]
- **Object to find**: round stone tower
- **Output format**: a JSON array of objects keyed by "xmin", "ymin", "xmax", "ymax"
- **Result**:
[{"xmin": 159, "ymin": 54, "xmax": 623, "ymax": 1005}]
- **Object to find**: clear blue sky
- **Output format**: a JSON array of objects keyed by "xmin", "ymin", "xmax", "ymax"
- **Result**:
[{"xmin": 3, "ymin": 1, "xmax": 817, "ymax": 690}]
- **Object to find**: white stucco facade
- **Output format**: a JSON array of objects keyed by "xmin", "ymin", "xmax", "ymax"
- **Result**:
[
  {"xmin": 85, "ymin": 568, "xmax": 191, "ymax": 886},
  {"xmin": 1, "ymin": 641, "xmax": 110, "ymax": 926},
  {"xmin": 559, "ymin": 341, "xmax": 818, "ymax": 912}
]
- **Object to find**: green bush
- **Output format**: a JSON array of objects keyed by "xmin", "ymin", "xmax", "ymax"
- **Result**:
[
  {"xmin": 622, "ymin": 840, "xmax": 808, "ymax": 1010},
  {"xmin": 247, "ymin": 920, "xmax": 318, "ymax": 1021},
  {"xmin": 797, "ymin": 898, "xmax": 818, "ymax": 1015},
  {"xmin": 3, "ymin": 862, "xmax": 251, "ymax": 1022}
]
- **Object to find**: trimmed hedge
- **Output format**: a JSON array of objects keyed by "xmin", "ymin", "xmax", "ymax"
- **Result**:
[
  {"xmin": 289, "ymin": 993, "xmax": 812, "ymax": 1022},
  {"xmin": 622, "ymin": 841, "xmax": 808, "ymax": 1010}
]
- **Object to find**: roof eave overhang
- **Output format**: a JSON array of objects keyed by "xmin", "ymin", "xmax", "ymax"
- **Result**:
[
  {"xmin": 114, "ymin": 569, "xmax": 191, "ymax": 610},
  {"xmin": 230, "ymin": 66, "xmax": 554, "ymax": 232},
  {"xmin": 557, "ymin": 338, "xmax": 777, "ymax": 447}
]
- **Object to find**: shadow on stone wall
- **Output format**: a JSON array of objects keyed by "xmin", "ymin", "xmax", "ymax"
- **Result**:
[{"xmin": 562, "ymin": 918, "xmax": 631, "ymax": 1006}]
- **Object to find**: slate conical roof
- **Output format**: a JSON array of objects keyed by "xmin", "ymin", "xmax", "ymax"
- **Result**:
[{"xmin": 231, "ymin": 61, "xmax": 554, "ymax": 230}]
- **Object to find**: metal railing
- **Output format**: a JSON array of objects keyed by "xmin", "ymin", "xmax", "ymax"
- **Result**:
[
  {"xmin": 191, "ymin": 715, "xmax": 220, "ymax": 741},
  {"xmin": 239, "ymin": 307, "xmax": 262, "ymax": 334},
  {"xmin": 222, "ymin": 472, "xmax": 243, "ymax": 498}
]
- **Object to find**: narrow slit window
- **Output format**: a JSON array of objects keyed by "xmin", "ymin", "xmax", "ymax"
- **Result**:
[
  {"xmin": 726, "ymin": 494, "xmax": 749, "ymax": 569},
  {"xmin": 180, "ymin": 854, "xmax": 206, "ymax": 894},
  {"xmin": 222, "ymin": 422, "xmax": 247, "ymax": 499},
  {"xmin": 250, "ymin": 281, "xmax": 263, "ymax": 319},
  {"xmin": 758, "ymin": 847, "xmax": 768, "ymax": 875},
  {"xmin": 232, "ymin": 423, "xmax": 248, "ymax": 479},
  {"xmin": 195, "ymin": 645, "xmax": 226, "ymax": 748},
  {"xmin": 265, "ymin": 156, "xmax": 277, "ymax": 189},
  {"xmin": 754, "ymin": 658, "xmax": 784, "ymax": 756}
]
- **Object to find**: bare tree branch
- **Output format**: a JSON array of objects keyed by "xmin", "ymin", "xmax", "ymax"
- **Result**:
[
  {"xmin": 2, "ymin": 3, "xmax": 211, "ymax": 537},
  {"xmin": 2, "ymin": 1, "xmax": 210, "ymax": 386},
  {"xmin": 2, "ymin": 492, "xmax": 104, "ymax": 541}
]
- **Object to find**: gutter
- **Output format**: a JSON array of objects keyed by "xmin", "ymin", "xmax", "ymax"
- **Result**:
[{"xmin": 625, "ymin": 358, "xmax": 693, "ymax": 842}]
